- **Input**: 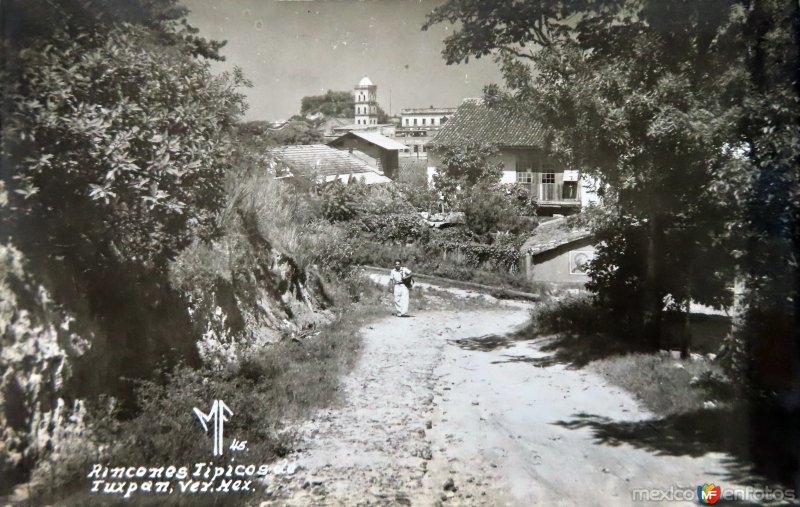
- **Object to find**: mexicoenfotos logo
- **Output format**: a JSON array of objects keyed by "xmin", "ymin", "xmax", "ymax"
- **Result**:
[{"xmin": 697, "ymin": 483, "xmax": 721, "ymax": 504}]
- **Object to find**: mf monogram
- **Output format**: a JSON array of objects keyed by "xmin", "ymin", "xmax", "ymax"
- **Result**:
[{"xmin": 193, "ymin": 400, "xmax": 233, "ymax": 456}]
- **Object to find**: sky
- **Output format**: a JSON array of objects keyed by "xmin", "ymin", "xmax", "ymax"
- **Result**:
[{"xmin": 181, "ymin": 0, "xmax": 504, "ymax": 121}]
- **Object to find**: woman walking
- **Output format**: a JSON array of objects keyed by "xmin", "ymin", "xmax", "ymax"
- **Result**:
[{"xmin": 388, "ymin": 259, "xmax": 412, "ymax": 317}]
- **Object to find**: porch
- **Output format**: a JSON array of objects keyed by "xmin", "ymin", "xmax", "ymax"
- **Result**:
[{"xmin": 515, "ymin": 171, "xmax": 582, "ymax": 208}]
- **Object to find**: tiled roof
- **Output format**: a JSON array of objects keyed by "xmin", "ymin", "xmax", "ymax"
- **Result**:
[
  {"xmin": 429, "ymin": 98, "xmax": 546, "ymax": 149},
  {"xmin": 270, "ymin": 144, "xmax": 379, "ymax": 178},
  {"xmin": 521, "ymin": 217, "xmax": 593, "ymax": 255}
]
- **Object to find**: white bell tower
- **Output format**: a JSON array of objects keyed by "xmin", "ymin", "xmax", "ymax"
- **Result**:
[{"xmin": 354, "ymin": 76, "xmax": 377, "ymax": 126}]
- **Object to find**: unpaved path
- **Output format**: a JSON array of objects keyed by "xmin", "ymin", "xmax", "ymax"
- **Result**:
[{"xmin": 261, "ymin": 285, "xmax": 757, "ymax": 506}]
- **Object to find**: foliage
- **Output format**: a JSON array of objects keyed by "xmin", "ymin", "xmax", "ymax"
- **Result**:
[
  {"xmin": 320, "ymin": 179, "xmax": 367, "ymax": 222},
  {"xmin": 359, "ymin": 213, "xmax": 431, "ymax": 244},
  {"xmin": 396, "ymin": 159, "xmax": 439, "ymax": 212},
  {"xmin": 301, "ymin": 90, "xmax": 355, "ymax": 117},
  {"xmin": 431, "ymin": 140, "xmax": 503, "ymax": 203},
  {"xmin": 462, "ymin": 182, "xmax": 537, "ymax": 237},
  {"xmin": 300, "ymin": 89, "xmax": 389, "ymax": 123},
  {"xmin": 297, "ymin": 220, "xmax": 360, "ymax": 276},
  {"xmin": 357, "ymin": 183, "xmax": 416, "ymax": 216},
  {"xmin": 425, "ymin": 0, "xmax": 756, "ymax": 349},
  {"xmin": 235, "ymin": 120, "xmax": 323, "ymax": 147},
  {"xmin": 530, "ymin": 294, "xmax": 615, "ymax": 337},
  {"xmin": 3, "ymin": 24, "xmax": 247, "ymax": 271},
  {"xmin": 426, "ymin": 0, "xmax": 799, "ymax": 389},
  {"xmin": 0, "ymin": 0, "xmax": 249, "ymax": 407},
  {"xmin": 33, "ymin": 291, "xmax": 387, "ymax": 503},
  {"xmin": 224, "ymin": 168, "xmax": 360, "ymax": 277}
]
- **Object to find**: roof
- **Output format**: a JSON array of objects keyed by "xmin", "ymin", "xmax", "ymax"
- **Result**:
[
  {"xmin": 429, "ymin": 98, "xmax": 546, "ymax": 149},
  {"xmin": 521, "ymin": 217, "xmax": 593, "ymax": 256},
  {"xmin": 270, "ymin": 144, "xmax": 380, "ymax": 178},
  {"xmin": 357, "ymin": 76, "xmax": 374, "ymax": 87},
  {"xmin": 328, "ymin": 131, "xmax": 407, "ymax": 151},
  {"xmin": 400, "ymin": 107, "xmax": 458, "ymax": 115}
]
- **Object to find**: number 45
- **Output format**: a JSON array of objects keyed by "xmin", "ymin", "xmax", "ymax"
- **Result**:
[{"xmin": 229, "ymin": 439, "xmax": 247, "ymax": 452}]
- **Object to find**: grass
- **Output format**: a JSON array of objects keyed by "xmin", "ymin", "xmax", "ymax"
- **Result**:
[
  {"xmin": 525, "ymin": 294, "xmax": 734, "ymax": 416},
  {"xmin": 30, "ymin": 278, "xmax": 390, "ymax": 506},
  {"xmin": 589, "ymin": 353, "xmax": 732, "ymax": 416}
]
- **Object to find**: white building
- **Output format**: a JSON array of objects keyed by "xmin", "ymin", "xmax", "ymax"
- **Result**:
[
  {"xmin": 395, "ymin": 106, "xmax": 457, "ymax": 159},
  {"xmin": 354, "ymin": 76, "xmax": 378, "ymax": 126}
]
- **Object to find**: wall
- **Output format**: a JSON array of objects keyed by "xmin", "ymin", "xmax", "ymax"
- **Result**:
[{"xmin": 524, "ymin": 238, "xmax": 596, "ymax": 284}]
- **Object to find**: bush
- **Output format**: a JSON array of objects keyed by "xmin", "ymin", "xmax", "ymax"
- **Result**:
[
  {"xmin": 320, "ymin": 180, "xmax": 366, "ymax": 222},
  {"xmin": 358, "ymin": 184, "xmax": 416, "ymax": 215},
  {"xmin": 32, "ymin": 285, "xmax": 386, "ymax": 503},
  {"xmin": 462, "ymin": 183, "xmax": 537, "ymax": 237},
  {"xmin": 358, "ymin": 213, "xmax": 431, "ymax": 244},
  {"xmin": 530, "ymin": 295, "xmax": 613, "ymax": 336}
]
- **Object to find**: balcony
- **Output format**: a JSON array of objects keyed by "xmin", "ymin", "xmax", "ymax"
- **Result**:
[{"xmin": 515, "ymin": 172, "xmax": 581, "ymax": 207}]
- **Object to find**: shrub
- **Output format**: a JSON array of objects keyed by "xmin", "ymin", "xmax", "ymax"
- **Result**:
[
  {"xmin": 32, "ymin": 286, "xmax": 386, "ymax": 503},
  {"xmin": 320, "ymin": 180, "xmax": 366, "ymax": 222},
  {"xmin": 530, "ymin": 295, "xmax": 613, "ymax": 336},
  {"xmin": 359, "ymin": 184, "xmax": 416, "ymax": 215},
  {"xmin": 462, "ymin": 182, "xmax": 537, "ymax": 237},
  {"xmin": 358, "ymin": 213, "xmax": 431, "ymax": 244}
]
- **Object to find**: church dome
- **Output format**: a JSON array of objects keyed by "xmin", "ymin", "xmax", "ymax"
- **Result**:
[{"xmin": 358, "ymin": 76, "xmax": 374, "ymax": 87}]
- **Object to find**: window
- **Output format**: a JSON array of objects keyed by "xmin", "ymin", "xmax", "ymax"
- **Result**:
[
  {"xmin": 516, "ymin": 172, "xmax": 533, "ymax": 183},
  {"xmin": 413, "ymin": 118, "xmax": 418, "ymax": 126},
  {"xmin": 405, "ymin": 118, "xmax": 409, "ymax": 126},
  {"xmin": 413, "ymin": 145, "xmax": 419, "ymax": 153},
  {"xmin": 542, "ymin": 173, "xmax": 555, "ymax": 184},
  {"xmin": 422, "ymin": 118, "xmax": 426, "ymax": 125}
]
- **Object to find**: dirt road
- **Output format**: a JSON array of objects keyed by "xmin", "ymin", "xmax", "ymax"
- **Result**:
[{"xmin": 262, "ymin": 285, "xmax": 758, "ymax": 506}]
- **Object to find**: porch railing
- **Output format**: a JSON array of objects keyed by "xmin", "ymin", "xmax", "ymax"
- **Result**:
[{"xmin": 515, "ymin": 173, "xmax": 580, "ymax": 202}]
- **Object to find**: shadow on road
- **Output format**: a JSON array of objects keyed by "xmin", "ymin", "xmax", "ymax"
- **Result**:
[
  {"xmin": 450, "ymin": 324, "xmax": 647, "ymax": 369},
  {"xmin": 555, "ymin": 402, "xmax": 800, "ymax": 495}
]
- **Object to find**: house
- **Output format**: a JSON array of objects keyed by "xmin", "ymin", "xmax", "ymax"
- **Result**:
[
  {"xmin": 327, "ymin": 131, "xmax": 407, "ymax": 179},
  {"xmin": 270, "ymin": 144, "xmax": 391, "ymax": 185},
  {"xmin": 395, "ymin": 106, "xmax": 457, "ymax": 159},
  {"xmin": 519, "ymin": 217, "xmax": 595, "ymax": 285},
  {"xmin": 428, "ymin": 98, "xmax": 597, "ymax": 216}
]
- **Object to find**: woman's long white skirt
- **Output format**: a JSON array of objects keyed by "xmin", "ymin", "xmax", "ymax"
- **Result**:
[{"xmin": 393, "ymin": 284, "xmax": 409, "ymax": 316}]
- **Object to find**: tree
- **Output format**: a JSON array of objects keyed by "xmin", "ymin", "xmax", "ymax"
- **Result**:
[
  {"xmin": 426, "ymin": 0, "xmax": 746, "ymax": 351},
  {"xmin": 431, "ymin": 140, "xmax": 503, "ymax": 206},
  {"xmin": 721, "ymin": 0, "xmax": 799, "ymax": 390},
  {"xmin": 425, "ymin": 0, "xmax": 799, "ymax": 388},
  {"xmin": 236, "ymin": 120, "xmax": 323, "ymax": 147},
  {"xmin": 300, "ymin": 89, "xmax": 390, "ymax": 122},
  {"xmin": 301, "ymin": 90, "xmax": 354, "ymax": 117},
  {"xmin": 1, "ymin": 0, "xmax": 249, "ymax": 400}
]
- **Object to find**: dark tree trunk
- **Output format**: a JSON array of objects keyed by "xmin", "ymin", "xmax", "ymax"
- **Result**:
[
  {"xmin": 680, "ymin": 297, "xmax": 692, "ymax": 360},
  {"xmin": 642, "ymin": 213, "xmax": 663, "ymax": 350}
]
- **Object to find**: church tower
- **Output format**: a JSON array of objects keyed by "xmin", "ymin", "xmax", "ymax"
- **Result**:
[{"xmin": 354, "ymin": 76, "xmax": 377, "ymax": 126}]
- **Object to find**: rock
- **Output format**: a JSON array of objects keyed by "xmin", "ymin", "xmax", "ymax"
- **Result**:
[{"xmin": 443, "ymin": 478, "xmax": 457, "ymax": 491}]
